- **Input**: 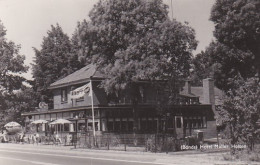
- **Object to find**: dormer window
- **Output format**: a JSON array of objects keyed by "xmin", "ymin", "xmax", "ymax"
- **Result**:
[{"xmin": 61, "ymin": 88, "xmax": 68, "ymax": 102}]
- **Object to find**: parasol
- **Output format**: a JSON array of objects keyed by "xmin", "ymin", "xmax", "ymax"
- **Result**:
[
  {"xmin": 50, "ymin": 119, "xmax": 72, "ymax": 125},
  {"xmin": 31, "ymin": 119, "xmax": 48, "ymax": 124},
  {"xmin": 4, "ymin": 121, "xmax": 21, "ymax": 127}
]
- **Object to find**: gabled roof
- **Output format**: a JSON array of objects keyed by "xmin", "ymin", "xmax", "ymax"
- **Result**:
[
  {"xmin": 180, "ymin": 86, "xmax": 223, "ymax": 105},
  {"xmin": 48, "ymin": 64, "xmax": 104, "ymax": 89}
]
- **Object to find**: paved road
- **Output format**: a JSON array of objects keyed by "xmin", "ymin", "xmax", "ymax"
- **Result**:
[
  {"xmin": 0, "ymin": 143, "xmax": 250, "ymax": 165},
  {"xmin": 0, "ymin": 145, "xmax": 169, "ymax": 165}
]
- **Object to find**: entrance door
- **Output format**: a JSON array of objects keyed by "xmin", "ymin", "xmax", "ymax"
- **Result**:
[{"xmin": 175, "ymin": 116, "xmax": 183, "ymax": 138}]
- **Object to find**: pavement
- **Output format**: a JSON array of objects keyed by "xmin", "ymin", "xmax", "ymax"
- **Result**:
[{"xmin": 0, "ymin": 143, "xmax": 258, "ymax": 165}]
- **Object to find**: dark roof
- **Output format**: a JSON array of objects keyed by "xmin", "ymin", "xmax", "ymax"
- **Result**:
[
  {"xmin": 180, "ymin": 86, "xmax": 223, "ymax": 105},
  {"xmin": 49, "ymin": 64, "xmax": 104, "ymax": 89}
]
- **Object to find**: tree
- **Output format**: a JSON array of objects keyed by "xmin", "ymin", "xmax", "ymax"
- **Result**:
[
  {"xmin": 71, "ymin": 20, "xmax": 94, "ymax": 66},
  {"xmin": 0, "ymin": 87, "xmax": 38, "ymax": 128},
  {"xmin": 190, "ymin": 51, "xmax": 213, "ymax": 86},
  {"xmin": 0, "ymin": 20, "xmax": 29, "ymax": 127},
  {"xmin": 75, "ymin": 0, "xmax": 197, "ymax": 94},
  {"xmin": 211, "ymin": 0, "xmax": 260, "ymax": 77},
  {"xmin": 0, "ymin": 21, "xmax": 28, "ymax": 92},
  {"xmin": 205, "ymin": 0, "xmax": 260, "ymax": 153},
  {"xmin": 32, "ymin": 24, "xmax": 81, "ymax": 106},
  {"xmin": 217, "ymin": 76, "xmax": 260, "ymax": 150},
  {"xmin": 192, "ymin": 0, "xmax": 260, "ymax": 91},
  {"xmin": 191, "ymin": 41, "xmax": 256, "ymax": 91}
]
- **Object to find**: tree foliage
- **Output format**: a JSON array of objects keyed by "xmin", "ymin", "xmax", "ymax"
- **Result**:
[
  {"xmin": 191, "ymin": 42, "xmax": 256, "ymax": 91},
  {"xmin": 0, "ymin": 21, "xmax": 29, "ymax": 127},
  {"xmin": 211, "ymin": 0, "xmax": 260, "ymax": 77},
  {"xmin": 196, "ymin": 0, "xmax": 260, "ymax": 151},
  {"xmin": 74, "ymin": 0, "xmax": 197, "ymax": 98},
  {"xmin": 0, "ymin": 87, "xmax": 38, "ymax": 128},
  {"xmin": 32, "ymin": 24, "xmax": 81, "ymax": 105},
  {"xmin": 0, "ymin": 21, "xmax": 28, "ymax": 92},
  {"xmin": 218, "ymin": 76, "xmax": 260, "ymax": 148},
  {"xmin": 192, "ymin": 0, "xmax": 259, "ymax": 90}
]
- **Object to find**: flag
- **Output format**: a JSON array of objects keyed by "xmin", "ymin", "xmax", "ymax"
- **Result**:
[{"xmin": 70, "ymin": 83, "xmax": 91, "ymax": 99}]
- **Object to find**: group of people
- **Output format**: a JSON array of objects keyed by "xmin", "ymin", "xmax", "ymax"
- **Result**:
[{"xmin": 26, "ymin": 133, "xmax": 40, "ymax": 144}]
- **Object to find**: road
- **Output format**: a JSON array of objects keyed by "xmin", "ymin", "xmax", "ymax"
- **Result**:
[
  {"xmin": 0, "ymin": 144, "xmax": 170, "ymax": 165},
  {"xmin": 0, "ymin": 150, "xmax": 159, "ymax": 165},
  {"xmin": 0, "ymin": 143, "xmax": 251, "ymax": 165}
]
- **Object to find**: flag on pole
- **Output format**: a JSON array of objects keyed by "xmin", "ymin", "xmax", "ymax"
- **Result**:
[
  {"xmin": 70, "ymin": 83, "xmax": 91, "ymax": 99},
  {"xmin": 89, "ymin": 79, "xmax": 96, "ymax": 139}
]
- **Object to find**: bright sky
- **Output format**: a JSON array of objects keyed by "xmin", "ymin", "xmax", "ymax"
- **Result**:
[{"xmin": 0, "ymin": 0, "xmax": 215, "ymax": 80}]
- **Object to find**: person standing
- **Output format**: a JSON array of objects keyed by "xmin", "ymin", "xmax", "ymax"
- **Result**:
[{"xmin": 19, "ymin": 132, "xmax": 25, "ymax": 144}]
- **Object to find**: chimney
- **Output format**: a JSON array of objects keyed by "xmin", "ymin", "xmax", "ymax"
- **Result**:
[
  {"xmin": 203, "ymin": 78, "xmax": 215, "ymax": 110},
  {"xmin": 184, "ymin": 79, "xmax": 191, "ymax": 94}
]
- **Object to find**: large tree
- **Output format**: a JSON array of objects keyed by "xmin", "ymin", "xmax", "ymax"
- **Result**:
[
  {"xmin": 191, "ymin": 0, "xmax": 260, "ymax": 91},
  {"xmin": 32, "ymin": 24, "xmax": 81, "ymax": 106},
  {"xmin": 191, "ymin": 41, "xmax": 256, "ymax": 91},
  {"xmin": 73, "ymin": 0, "xmax": 197, "ymax": 133},
  {"xmin": 197, "ymin": 0, "xmax": 260, "ymax": 152},
  {"xmin": 74, "ymin": 0, "xmax": 197, "ymax": 95},
  {"xmin": 210, "ymin": 0, "xmax": 260, "ymax": 77},
  {"xmin": 0, "ymin": 21, "xmax": 29, "ymax": 127}
]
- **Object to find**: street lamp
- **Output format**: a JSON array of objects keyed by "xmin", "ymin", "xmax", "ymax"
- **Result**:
[{"xmin": 74, "ymin": 115, "xmax": 78, "ymax": 148}]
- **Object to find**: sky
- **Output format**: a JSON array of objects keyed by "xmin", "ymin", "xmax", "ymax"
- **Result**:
[{"xmin": 0, "ymin": 0, "xmax": 215, "ymax": 80}]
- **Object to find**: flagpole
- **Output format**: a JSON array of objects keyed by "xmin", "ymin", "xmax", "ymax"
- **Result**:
[{"xmin": 90, "ymin": 79, "xmax": 96, "ymax": 139}]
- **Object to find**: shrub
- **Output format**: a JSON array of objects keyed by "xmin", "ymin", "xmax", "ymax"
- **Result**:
[
  {"xmin": 222, "ymin": 150, "xmax": 260, "ymax": 162},
  {"xmin": 145, "ymin": 135, "xmax": 182, "ymax": 152},
  {"xmin": 108, "ymin": 136, "xmax": 121, "ymax": 147},
  {"xmin": 249, "ymin": 152, "xmax": 260, "ymax": 162}
]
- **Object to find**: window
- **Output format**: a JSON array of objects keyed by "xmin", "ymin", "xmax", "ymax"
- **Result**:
[
  {"xmin": 40, "ymin": 114, "xmax": 45, "ymax": 120},
  {"xmin": 184, "ymin": 116, "xmax": 207, "ymax": 129},
  {"xmin": 114, "ymin": 121, "xmax": 120, "ymax": 131},
  {"xmin": 78, "ymin": 123, "xmax": 85, "ymax": 132},
  {"xmin": 61, "ymin": 89, "xmax": 68, "ymax": 102},
  {"xmin": 35, "ymin": 115, "xmax": 40, "ymax": 120},
  {"xmin": 176, "ymin": 117, "xmax": 182, "ymax": 128},
  {"xmin": 51, "ymin": 113, "xmax": 56, "ymax": 120},
  {"xmin": 121, "ymin": 121, "xmax": 127, "ymax": 131},
  {"xmin": 192, "ymin": 117, "xmax": 197, "ymax": 128},
  {"xmin": 183, "ymin": 117, "xmax": 188, "ymax": 129},
  {"xmin": 197, "ymin": 117, "xmax": 202, "ymax": 128},
  {"xmin": 128, "ymin": 121, "xmax": 133, "ymax": 131},
  {"xmin": 64, "ymin": 124, "xmax": 69, "ymax": 132},
  {"xmin": 203, "ymin": 116, "xmax": 207, "ymax": 128},
  {"xmin": 62, "ymin": 112, "xmax": 70, "ymax": 118},
  {"xmin": 107, "ymin": 121, "xmax": 114, "ymax": 131}
]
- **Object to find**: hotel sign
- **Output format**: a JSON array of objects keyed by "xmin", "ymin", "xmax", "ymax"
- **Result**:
[{"xmin": 71, "ymin": 83, "xmax": 91, "ymax": 99}]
